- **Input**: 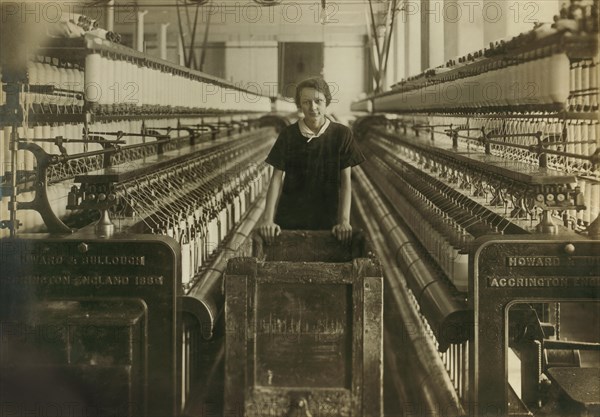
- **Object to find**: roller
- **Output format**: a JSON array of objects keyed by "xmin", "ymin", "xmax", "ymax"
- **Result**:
[
  {"xmin": 352, "ymin": 175, "xmax": 464, "ymax": 414},
  {"xmin": 353, "ymin": 166, "xmax": 471, "ymax": 350}
]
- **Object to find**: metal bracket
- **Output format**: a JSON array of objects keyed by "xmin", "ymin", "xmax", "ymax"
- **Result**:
[{"xmin": 15, "ymin": 142, "xmax": 73, "ymax": 234}]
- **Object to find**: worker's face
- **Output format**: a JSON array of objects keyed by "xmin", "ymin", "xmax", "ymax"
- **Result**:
[{"xmin": 299, "ymin": 88, "xmax": 327, "ymax": 126}]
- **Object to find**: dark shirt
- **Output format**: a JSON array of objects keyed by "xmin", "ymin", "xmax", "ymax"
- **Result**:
[{"xmin": 265, "ymin": 121, "xmax": 365, "ymax": 230}]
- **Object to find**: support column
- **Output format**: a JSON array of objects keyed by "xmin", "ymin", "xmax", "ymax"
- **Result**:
[
  {"xmin": 159, "ymin": 23, "xmax": 170, "ymax": 60},
  {"xmin": 443, "ymin": 1, "xmax": 459, "ymax": 60},
  {"xmin": 427, "ymin": 0, "xmax": 445, "ymax": 68},
  {"xmin": 136, "ymin": 10, "xmax": 148, "ymax": 53},
  {"xmin": 377, "ymin": 24, "xmax": 389, "ymax": 91},
  {"xmin": 402, "ymin": 0, "xmax": 421, "ymax": 76},
  {"xmin": 420, "ymin": 0, "xmax": 430, "ymax": 70},
  {"xmin": 393, "ymin": 13, "xmax": 405, "ymax": 82},
  {"xmin": 385, "ymin": 10, "xmax": 403, "ymax": 88},
  {"xmin": 483, "ymin": 0, "xmax": 560, "ymax": 45},
  {"xmin": 178, "ymin": 36, "xmax": 185, "ymax": 66},
  {"xmin": 105, "ymin": 0, "xmax": 114, "ymax": 32},
  {"xmin": 443, "ymin": 0, "xmax": 484, "ymax": 61}
]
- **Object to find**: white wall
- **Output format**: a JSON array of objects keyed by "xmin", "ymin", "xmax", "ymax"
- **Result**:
[
  {"xmin": 224, "ymin": 40, "xmax": 278, "ymax": 97},
  {"xmin": 323, "ymin": 35, "xmax": 366, "ymax": 122}
]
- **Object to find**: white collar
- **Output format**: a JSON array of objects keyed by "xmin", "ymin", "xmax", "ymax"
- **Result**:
[{"xmin": 299, "ymin": 117, "xmax": 331, "ymax": 142}]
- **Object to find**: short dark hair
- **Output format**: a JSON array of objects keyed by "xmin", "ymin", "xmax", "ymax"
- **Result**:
[{"xmin": 294, "ymin": 77, "xmax": 332, "ymax": 107}]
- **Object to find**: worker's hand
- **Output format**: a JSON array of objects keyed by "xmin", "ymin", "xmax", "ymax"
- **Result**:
[
  {"xmin": 257, "ymin": 221, "xmax": 281, "ymax": 245},
  {"xmin": 332, "ymin": 223, "xmax": 352, "ymax": 245}
]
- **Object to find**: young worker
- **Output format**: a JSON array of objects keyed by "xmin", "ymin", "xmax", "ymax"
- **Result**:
[{"xmin": 258, "ymin": 77, "xmax": 365, "ymax": 245}]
